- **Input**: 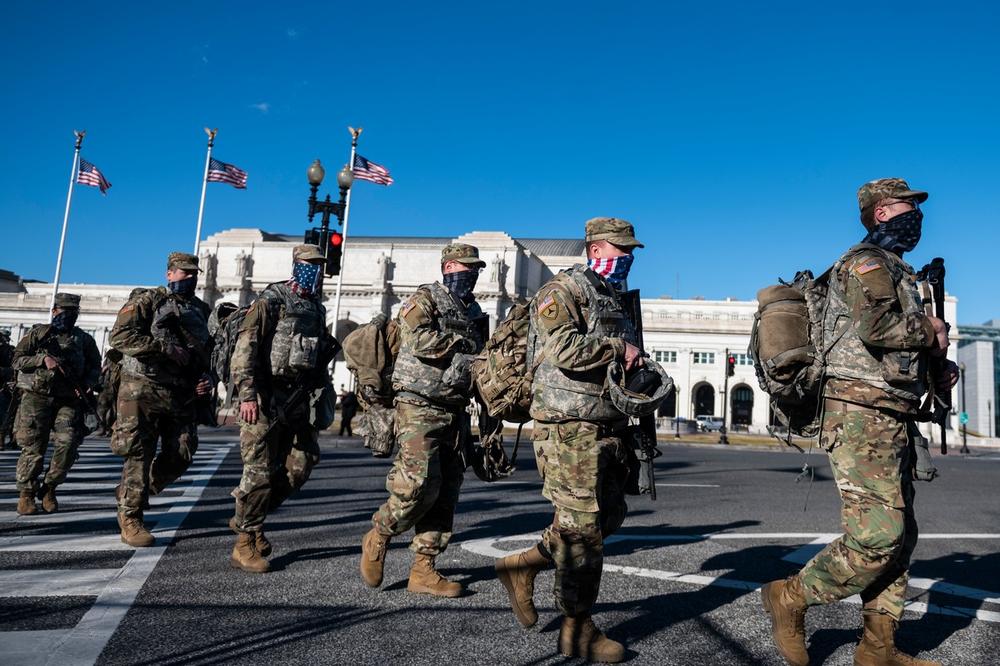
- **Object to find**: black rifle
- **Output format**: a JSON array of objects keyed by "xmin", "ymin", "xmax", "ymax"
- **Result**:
[
  {"xmin": 156, "ymin": 301, "xmax": 217, "ymax": 427},
  {"xmin": 39, "ymin": 333, "xmax": 103, "ymax": 433},
  {"xmin": 620, "ymin": 289, "xmax": 660, "ymax": 500},
  {"xmin": 252, "ymin": 381, "xmax": 312, "ymax": 446},
  {"xmin": 918, "ymin": 258, "xmax": 951, "ymax": 455}
]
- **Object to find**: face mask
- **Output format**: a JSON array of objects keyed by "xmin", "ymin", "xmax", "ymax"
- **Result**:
[
  {"xmin": 443, "ymin": 269, "xmax": 478, "ymax": 303},
  {"xmin": 51, "ymin": 312, "xmax": 78, "ymax": 332},
  {"xmin": 588, "ymin": 253, "xmax": 634, "ymax": 287},
  {"xmin": 167, "ymin": 276, "xmax": 198, "ymax": 297},
  {"xmin": 863, "ymin": 208, "xmax": 923, "ymax": 255},
  {"xmin": 292, "ymin": 262, "xmax": 322, "ymax": 293}
]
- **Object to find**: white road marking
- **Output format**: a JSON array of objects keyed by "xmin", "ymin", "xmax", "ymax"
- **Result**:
[
  {"xmin": 0, "ymin": 569, "xmax": 122, "ymax": 597},
  {"xmin": 655, "ymin": 483, "xmax": 721, "ymax": 488},
  {"xmin": 0, "ymin": 630, "xmax": 69, "ymax": 666}
]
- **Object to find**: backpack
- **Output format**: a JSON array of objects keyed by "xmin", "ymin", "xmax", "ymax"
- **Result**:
[
  {"xmin": 342, "ymin": 312, "xmax": 400, "ymax": 408},
  {"xmin": 472, "ymin": 299, "xmax": 537, "ymax": 424},
  {"xmin": 749, "ymin": 268, "xmax": 832, "ymax": 438},
  {"xmin": 209, "ymin": 301, "xmax": 250, "ymax": 403}
]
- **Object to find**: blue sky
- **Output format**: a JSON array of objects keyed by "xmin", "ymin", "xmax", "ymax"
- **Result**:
[{"xmin": 2, "ymin": 2, "xmax": 997, "ymax": 324}]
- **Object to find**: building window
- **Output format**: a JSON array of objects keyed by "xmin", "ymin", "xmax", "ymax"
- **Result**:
[
  {"xmin": 732, "ymin": 353, "xmax": 753, "ymax": 366},
  {"xmin": 653, "ymin": 350, "xmax": 677, "ymax": 364},
  {"xmin": 693, "ymin": 352, "xmax": 715, "ymax": 365}
]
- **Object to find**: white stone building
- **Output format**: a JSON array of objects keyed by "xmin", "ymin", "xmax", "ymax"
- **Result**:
[
  {"xmin": 0, "ymin": 228, "xmax": 961, "ymax": 435},
  {"xmin": 957, "ymin": 321, "xmax": 1000, "ymax": 439}
]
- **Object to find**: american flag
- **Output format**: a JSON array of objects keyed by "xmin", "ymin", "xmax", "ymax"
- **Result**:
[
  {"xmin": 352, "ymin": 153, "xmax": 394, "ymax": 186},
  {"xmin": 76, "ymin": 158, "xmax": 111, "ymax": 194},
  {"xmin": 206, "ymin": 157, "xmax": 248, "ymax": 189}
]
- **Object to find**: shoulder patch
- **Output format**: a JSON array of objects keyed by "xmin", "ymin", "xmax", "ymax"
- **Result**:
[
  {"xmin": 854, "ymin": 260, "xmax": 883, "ymax": 276},
  {"xmin": 120, "ymin": 304, "xmax": 136, "ymax": 315},
  {"xmin": 537, "ymin": 294, "xmax": 561, "ymax": 321}
]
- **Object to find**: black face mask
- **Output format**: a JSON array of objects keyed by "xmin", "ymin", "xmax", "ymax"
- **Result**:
[
  {"xmin": 51, "ymin": 312, "xmax": 78, "ymax": 332},
  {"xmin": 863, "ymin": 209, "xmax": 923, "ymax": 255},
  {"xmin": 443, "ymin": 270, "xmax": 478, "ymax": 303},
  {"xmin": 167, "ymin": 276, "xmax": 198, "ymax": 298}
]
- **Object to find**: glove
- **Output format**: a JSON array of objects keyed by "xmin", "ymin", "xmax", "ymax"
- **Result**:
[
  {"xmin": 442, "ymin": 353, "xmax": 473, "ymax": 392},
  {"xmin": 912, "ymin": 433, "xmax": 938, "ymax": 482},
  {"xmin": 163, "ymin": 343, "xmax": 190, "ymax": 367}
]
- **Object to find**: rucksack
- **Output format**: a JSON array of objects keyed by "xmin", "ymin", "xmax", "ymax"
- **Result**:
[
  {"xmin": 209, "ymin": 301, "xmax": 250, "ymax": 403},
  {"xmin": 749, "ymin": 268, "xmax": 832, "ymax": 438},
  {"xmin": 343, "ymin": 312, "xmax": 401, "ymax": 408},
  {"xmin": 472, "ymin": 299, "xmax": 537, "ymax": 424}
]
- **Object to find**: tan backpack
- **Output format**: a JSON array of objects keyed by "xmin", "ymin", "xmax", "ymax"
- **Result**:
[
  {"xmin": 343, "ymin": 312, "xmax": 400, "ymax": 407},
  {"xmin": 472, "ymin": 300, "xmax": 537, "ymax": 424}
]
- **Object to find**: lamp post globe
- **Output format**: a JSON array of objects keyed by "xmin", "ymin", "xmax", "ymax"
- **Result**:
[
  {"xmin": 337, "ymin": 164, "xmax": 354, "ymax": 190},
  {"xmin": 307, "ymin": 159, "xmax": 326, "ymax": 186}
]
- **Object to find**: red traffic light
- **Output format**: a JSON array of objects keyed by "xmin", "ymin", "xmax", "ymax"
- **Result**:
[
  {"xmin": 728, "ymin": 356, "xmax": 736, "ymax": 365},
  {"xmin": 330, "ymin": 231, "xmax": 343, "ymax": 247}
]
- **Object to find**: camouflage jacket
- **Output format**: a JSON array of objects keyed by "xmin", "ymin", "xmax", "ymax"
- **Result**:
[
  {"xmin": 231, "ymin": 282, "xmax": 335, "ymax": 403},
  {"xmin": 110, "ymin": 287, "xmax": 211, "ymax": 389},
  {"xmin": 824, "ymin": 244, "xmax": 936, "ymax": 413},
  {"xmin": 12, "ymin": 324, "xmax": 101, "ymax": 398},
  {"xmin": 391, "ymin": 282, "xmax": 484, "ymax": 406},
  {"xmin": 527, "ymin": 264, "xmax": 632, "ymax": 423}
]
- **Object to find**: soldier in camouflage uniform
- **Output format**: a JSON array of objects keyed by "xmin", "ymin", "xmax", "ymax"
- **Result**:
[
  {"xmin": 0, "ymin": 329, "xmax": 16, "ymax": 450},
  {"xmin": 495, "ymin": 218, "xmax": 645, "ymax": 663},
  {"xmin": 110, "ymin": 253, "xmax": 214, "ymax": 547},
  {"xmin": 360, "ymin": 243, "xmax": 487, "ymax": 597},
  {"xmin": 761, "ymin": 179, "xmax": 959, "ymax": 666},
  {"xmin": 11, "ymin": 293, "xmax": 101, "ymax": 515},
  {"xmin": 231, "ymin": 244, "xmax": 338, "ymax": 573}
]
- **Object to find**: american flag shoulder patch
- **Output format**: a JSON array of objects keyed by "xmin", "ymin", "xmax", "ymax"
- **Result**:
[
  {"xmin": 854, "ymin": 260, "xmax": 883, "ymax": 275},
  {"xmin": 537, "ymin": 294, "xmax": 555, "ymax": 314}
]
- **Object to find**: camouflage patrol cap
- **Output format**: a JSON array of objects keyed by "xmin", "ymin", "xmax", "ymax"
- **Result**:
[
  {"xmin": 167, "ymin": 252, "xmax": 201, "ymax": 272},
  {"xmin": 441, "ymin": 243, "xmax": 486, "ymax": 268},
  {"xmin": 857, "ymin": 178, "xmax": 928, "ymax": 211},
  {"xmin": 53, "ymin": 293, "xmax": 81, "ymax": 310},
  {"xmin": 293, "ymin": 243, "xmax": 326, "ymax": 263},
  {"xmin": 584, "ymin": 217, "xmax": 644, "ymax": 248}
]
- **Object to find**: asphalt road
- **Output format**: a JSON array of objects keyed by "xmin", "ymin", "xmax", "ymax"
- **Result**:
[{"xmin": 2, "ymin": 431, "xmax": 998, "ymax": 665}]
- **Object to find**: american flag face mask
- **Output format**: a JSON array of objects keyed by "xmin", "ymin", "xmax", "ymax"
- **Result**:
[{"xmin": 588, "ymin": 254, "xmax": 634, "ymax": 286}]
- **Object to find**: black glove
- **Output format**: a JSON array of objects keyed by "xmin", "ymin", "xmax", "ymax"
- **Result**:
[{"xmin": 912, "ymin": 433, "xmax": 938, "ymax": 482}]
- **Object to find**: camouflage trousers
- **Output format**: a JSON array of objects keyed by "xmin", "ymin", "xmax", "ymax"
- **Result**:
[
  {"xmin": 14, "ymin": 391, "xmax": 85, "ymax": 493},
  {"xmin": 797, "ymin": 405, "xmax": 917, "ymax": 619},
  {"xmin": 233, "ymin": 386, "xmax": 320, "ymax": 533},
  {"xmin": 111, "ymin": 376, "xmax": 198, "ymax": 518},
  {"xmin": 533, "ymin": 420, "xmax": 629, "ymax": 617},
  {"xmin": 372, "ymin": 399, "xmax": 466, "ymax": 556}
]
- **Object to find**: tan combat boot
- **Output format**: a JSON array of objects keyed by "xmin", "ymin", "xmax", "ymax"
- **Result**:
[
  {"xmin": 17, "ymin": 491, "xmax": 38, "ymax": 516},
  {"xmin": 360, "ymin": 528, "xmax": 391, "ymax": 588},
  {"xmin": 558, "ymin": 615, "xmax": 625, "ymax": 663},
  {"xmin": 231, "ymin": 532, "xmax": 270, "ymax": 573},
  {"xmin": 761, "ymin": 576, "xmax": 810, "ymax": 666},
  {"xmin": 495, "ymin": 544, "xmax": 552, "ymax": 627},
  {"xmin": 854, "ymin": 613, "xmax": 940, "ymax": 666},
  {"xmin": 229, "ymin": 516, "xmax": 272, "ymax": 557},
  {"xmin": 41, "ymin": 485, "xmax": 58, "ymax": 513},
  {"xmin": 407, "ymin": 553, "xmax": 462, "ymax": 598},
  {"xmin": 118, "ymin": 513, "xmax": 155, "ymax": 547}
]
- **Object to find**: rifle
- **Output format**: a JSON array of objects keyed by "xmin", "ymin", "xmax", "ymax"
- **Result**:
[
  {"xmin": 156, "ymin": 300, "xmax": 217, "ymax": 426},
  {"xmin": 40, "ymin": 333, "xmax": 103, "ymax": 435},
  {"xmin": 252, "ymin": 381, "xmax": 312, "ymax": 446},
  {"xmin": 620, "ymin": 289, "xmax": 660, "ymax": 500},
  {"xmin": 917, "ymin": 258, "xmax": 951, "ymax": 455}
]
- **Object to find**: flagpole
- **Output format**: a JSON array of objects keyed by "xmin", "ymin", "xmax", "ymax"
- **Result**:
[
  {"xmin": 193, "ymin": 128, "xmax": 217, "ymax": 255},
  {"xmin": 331, "ymin": 126, "xmax": 360, "ymax": 338},
  {"xmin": 50, "ymin": 130, "xmax": 85, "ymax": 315}
]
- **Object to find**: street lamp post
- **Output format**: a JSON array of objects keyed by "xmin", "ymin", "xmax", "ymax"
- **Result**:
[
  {"xmin": 674, "ymin": 386, "xmax": 681, "ymax": 439},
  {"xmin": 306, "ymin": 159, "xmax": 354, "ymax": 264},
  {"xmin": 960, "ymin": 362, "xmax": 969, "ymax": 454}
]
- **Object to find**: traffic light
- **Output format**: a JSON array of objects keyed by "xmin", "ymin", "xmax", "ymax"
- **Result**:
[
  {"xmin": 326, "ymin": 230, "xmax": 344, "ymax": 276},
  {"xmin": 727, "ymin": 355, "xmax": 736, "ymax": 377}
]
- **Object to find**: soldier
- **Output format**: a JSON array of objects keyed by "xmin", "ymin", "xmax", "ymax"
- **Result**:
[
  {"xmin": 230, "ymin": 244, "xmax": 338, "ymax": 573},
  {"xmin": 110, "ymin": 253, "xmax": 213, "ymax": 547},
  {"xmin": 0, "ymin": 329, "xmax": 16, "ymax": 450},
  {"xmin": 11, "ymin": 293, "xmax": 101, "ymax": 514},
  {"xmin": 360, "ymin": 243, "xmax": 487, "ymax": 597},
  {"xmin": 761, "ymin": 179, "xmax": 959, "ymax": 666},
  {"xmin": 494, "ymin": 218, "xmax": 646, "ymax": 663}
]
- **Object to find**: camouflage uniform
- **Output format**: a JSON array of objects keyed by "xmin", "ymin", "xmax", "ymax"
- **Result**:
[
  {"xmin": 371, "ymin": 244, "xmax": 486, "ymax": 556},
  {"xmin": 110, "ymin": 254, "xmax": 212, "ymax": 519},
  {"xmin": 0, "ymin": 331, "xmax": 15, "ymax": 448},
  {"xmin": 792, "ymin": 179, "xmax": 938, "ymax": 620},
  {"xmin": 12, "ymin": 294, "xmax": 100, "ymax": 495},
  {"xmin": 527, "ymin": 218, "xmax": 641, "ymax": 619},
  {"xmin": 230, "ymin": 246, "xmax": 337, "ymax": 534}
]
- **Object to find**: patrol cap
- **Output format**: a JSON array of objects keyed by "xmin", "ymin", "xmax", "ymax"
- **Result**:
[
  {"xmin": 857, "ymin": 178, "xmax": 928, "ymax": 211},
  {"xmin": 441, "ymin": 243, "xmax": 486, "ymax": 269},
  {"xmin": 167, "ymin": 252, "xmax": 201, "ymax": 272},
  {"xmin": 53, "ymin": 293, "xmax": 81, "ymax": 310},
  {"xmin": 292, "ymin": 243, "xmax": 326, "ymax": 263},
  {"xmin": 584, "ymin": 217, "xmax": 644, "ymax": 249}
]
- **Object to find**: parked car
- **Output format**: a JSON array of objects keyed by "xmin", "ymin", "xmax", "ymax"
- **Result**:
[{"xmin": 696, "ymin": 415, "xmax": 725, "ymax": 432}]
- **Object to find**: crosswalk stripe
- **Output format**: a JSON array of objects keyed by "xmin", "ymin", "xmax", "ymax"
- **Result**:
[{"xmin": 0, "ymin": 569, "xmax": 121, "ymax": 597}]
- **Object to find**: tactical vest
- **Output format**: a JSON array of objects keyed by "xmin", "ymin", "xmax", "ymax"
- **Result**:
[
  {"xmin": 392, "ymin": 282, "xmax": 482, "ymax": 405},
  {"xmin": 16, "ymin": 326, "xmax": 90, "ymax": 398},
  {"xmin": 260, "ymin": 282, "xmax": 327, "ymax": 379},
  {"xmin": 121, "ymin": 289, "xmax": 211, "ymax": 387},
  {"xmin": 823, "ymin": 244, "xmax": 928, "ymax": 403},
  {"xmin": 528, "ymin": 265, "xmax": 635, "ymax": 422}
]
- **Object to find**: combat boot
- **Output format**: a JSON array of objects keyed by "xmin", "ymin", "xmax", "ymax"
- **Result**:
[
  {"xmin": 17, "ymin": 490, "xmax": 38, "ymax": 516},
  {"xmin": 229, "ymin": 516, "xmax": 272, "ymax": 557},
  {"xmin": 230, "ymin": 532, "xmax": 270, "ymax": 574},
  {"xmin": 407, "ymin": 553, "xmax": 462, "ymax": 598},
  {"xmin": 40, "ymin": 485, "xmax": 58, "ymax": 513},
  {"xmin": 360, "ymin": 528, "xmax": 391, "ymax": 588},
  {"xmin": 118, "ymin": 513, "xmax": 155, "ymax": 547},
  {"xmin": 854, "ymin": 613, "xmax": 940, "ymax": 666},
  {"xmin": 761, "ymin": 576, "xmax": 810, "ymax": 666},
  {"xmin": 558, "ymin": 615, "xmax": 625, "ymax": 663},
  {"xmin": 495, "ymin": 544, "xmax": 552, "ymax": 627}
]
